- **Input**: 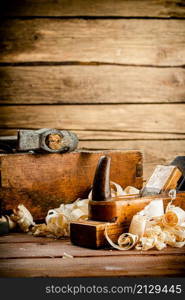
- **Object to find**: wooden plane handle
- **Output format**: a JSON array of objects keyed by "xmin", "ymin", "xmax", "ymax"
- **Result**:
[{"xmin": 91, "ymin": 155, "xmax": 111, "ymax": 201}]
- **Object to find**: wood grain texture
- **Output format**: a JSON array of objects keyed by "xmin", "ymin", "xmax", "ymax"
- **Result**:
[
  {"xmin": 71, "ymin": 191, "xmax": 185, "ymax": 248},
  {"xmin": 0, "ymin": 19, "xmax": 185, "ymax": 65},
  {"xmin": 0, "ymin": 139, "xmax": 184, "ymax": 180},
  {"xmin": 79, "ymin": 140, "xmax": 185, "ymax": 179},
  {"xmin": 0, "ymin": 234, "xmax": 185, "ymax": 277},
  {"xmin": 0, "ymin": 66, "xmax": 185, "ymax": 104},
  {"xmin": 0, "ymin": 104, "xmax": 184, "ymax": 133},
  {"xmin": 0, "ymin": 255, "xmax": 185, "ymax": 277},
  {"xmin": 0, "ymin": 104, "xmax": 184, "ymax": 180},
  {"xmin": 0, "ymin": 129, "xmax": 185, "ymax": 140},
  {"xmin": 1, "ymin": 0, "xmax": 185, "ymax": 17},
  {"xmin": 0, "ymin": 233, "xmax": 61, "ymax": 244},
  {"xmin": 0, "ymin": 237, "xmax": 184, "ymax": 258}
]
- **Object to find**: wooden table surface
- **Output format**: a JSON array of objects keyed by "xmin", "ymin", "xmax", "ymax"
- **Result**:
[{"xmin": 0, "ymin": 233, "xmax": 185, "ymax": 277}]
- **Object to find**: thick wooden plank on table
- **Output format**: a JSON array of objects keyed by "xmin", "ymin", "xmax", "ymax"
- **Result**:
[
  {"xmin": 0, "ymin": 150, "xmax": 142, "ymax": 219},
  {"xmin": 0, "ymin": 104, "xmax": 184, "ymax": 132},
  {"xmin": 1, "ymin": 66, "xmax": 185, "ymax": 104},
  {"xmin": 1, "ymin": 0, "xmax": 185, "ymax": 18},
  {"xmin": 0, "ymin": 19, "xmax": 185, "ymax": 65},
  {"xmin": 0, "ymin": 235, "xmax": 184, "ymax": 258},
  {"xmin": 0, "ymin": 255, "xmax": 185, "ymax": 277}
]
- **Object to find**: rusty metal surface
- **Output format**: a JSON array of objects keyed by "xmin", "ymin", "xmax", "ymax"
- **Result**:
[{"xmin": 0, "ymin": 129, "xmax": 79, "ymax": 153}]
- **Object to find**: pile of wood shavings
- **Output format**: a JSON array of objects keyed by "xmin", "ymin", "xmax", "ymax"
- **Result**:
[
  {"xmin": 32, "ymin": 198, "xmax": 89, "ymax": 238},
  {"xmin": 32, "ymin": 181, "xmax": 138, "ymax": 238},
  {"xmin": 105, "ymin": 199, "xmax": 185, "ymax": 251},
  {"xmin": 4, "ymin": 182, "xmax": 139, "ymax": 238}
]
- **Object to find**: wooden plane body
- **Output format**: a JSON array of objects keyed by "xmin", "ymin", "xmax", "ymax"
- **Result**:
[{"xmin": 70, "ymin": 192, "xmax": 185, "ymax": 249}]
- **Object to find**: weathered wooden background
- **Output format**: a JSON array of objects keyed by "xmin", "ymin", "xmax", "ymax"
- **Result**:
[{"xmin": 0, "ymin": 0, "xmax": 185, "ymax": 180}]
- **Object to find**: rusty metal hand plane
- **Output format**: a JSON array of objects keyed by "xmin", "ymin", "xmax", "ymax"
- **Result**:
[
  {"xmin": 0, "ymin": 128, "xmax": 78, "ymax": 153},
  {"xmin": 70, "ymin": 155, "xmax": 185, "ymax": 249}
]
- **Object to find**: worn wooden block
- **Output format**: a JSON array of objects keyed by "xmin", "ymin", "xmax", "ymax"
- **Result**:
[
  {"xmin": 0, "ymin": 150, "xmax": 142, "ymax": 220},
  {"xmin": 70, "ymin": 220, "xmax": 126, "ymax": 249}
]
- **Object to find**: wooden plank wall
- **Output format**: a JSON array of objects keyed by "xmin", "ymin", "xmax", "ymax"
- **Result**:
[{"xmin": 0, "ymin": 0, "xmax": 185, "ymax": 180}]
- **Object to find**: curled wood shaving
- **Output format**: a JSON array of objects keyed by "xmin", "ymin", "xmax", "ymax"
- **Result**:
[
  {"xmin": 110, "ymin": 181, "xmax": 127, "ymax": 197},
  {"xmin": 138, "ymin": 199, "xmax": 164, "ymax": 218},
  {"xmin": 32, "ymin": 198, "xmax": 89, "ymax": 238},
  {"xmin": 5, "ymin": 216, "xmax": 17, "ymax": 230},
  {"xmin": 105, "ymin": 225, "xmax": 138, "ymax": 250},
  {"xmin": 135, "ymin": 237, "xmax": 156, "ymax": 251},
  {"xmin": 105, "ymin": 192, "xmax": 185, "ymax": 251},
  {"xmin": 162, "ymin": 205, "xmax": 185, "ymax": 227},
  {"xmin": 62, "ymin": 252, "xmax": 74, "ymax": 259},
  {"xmin": 129, "ymin": 215, "xmax": 147, "ymax": 238},
  {"xmin": 10, "ymin": 204, "xmax": 35, "ymax": 232},
  {"xmin": 88, "ymin": 181, "xmax": 127, "ymax": 199}
]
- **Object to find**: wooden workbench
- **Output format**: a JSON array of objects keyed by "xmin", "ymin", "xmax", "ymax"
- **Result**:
[{"xmin": 0, "ymin": 233, "xmax": 184, "ymax": 277}]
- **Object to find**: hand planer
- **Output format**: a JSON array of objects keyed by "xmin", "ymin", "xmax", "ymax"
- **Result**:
[{"xmin": 70, "ymin": 156, "xmax": 185, "ymax": 249}]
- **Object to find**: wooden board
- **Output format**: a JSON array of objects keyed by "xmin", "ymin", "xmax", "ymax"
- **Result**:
[
  {"xmin": 0, "ymin": 66, "xmax": 185, "ymax": 104},
  {"xmin": 79, "ymin": 140, "xmax": 185, "ymax": 179},
  {"xmin": 0, "ymin": 103, "xmax": 184, "ymax": 180},
  {"xmin": 0, "ymin": 234, "xmax": 184, "ymax": 258},
  {"xmin": 1, "ymin": 255, "xmax": 185, "ymax": 277},
  {"xmin": 0, "ymin": 135, "xmax": 185, "ymax": 181},
  {"xmin": 0, "ymin": 104, "xmax": 184, "ymax": 132},
  {"xmin": 1, "ymin": 0, "xmax": 185, "ymax": 17},
  {"xmin": 0, "ymin": 19, "xmax": 185, "ymax": 65},
  {"xmin": 0, "ymin": 234, "xmax": 184, "ymax": 277},
  {"xmin": 0, "ymin": 150, "xmax": 142, "ymax": 219},
  {"xmin": 142, "ymin": 165, "xmax": 182, "ymax": 195}
]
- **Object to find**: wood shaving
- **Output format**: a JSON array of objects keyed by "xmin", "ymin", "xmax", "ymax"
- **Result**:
[
  {"xmin": 10, "ymin": 204, "xmax": 35, "ymax": 232},
  {"xmin": 138, "ymin": 199, "xmax": 164, "ymax": 218},
  {"xmin": 105, "ymin": 196, "xmax": 185, "ymax": 251},
  {"xmin": 32, "ymin": 198, "xmax": 89, "ymax": 238},
  {"xmin": 5, "ymin": 215, "xmax": 17, "ymax": 230},
  {"xmin": 62, "ymin": 252, "xmax": 74, "ymax": 259}
]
